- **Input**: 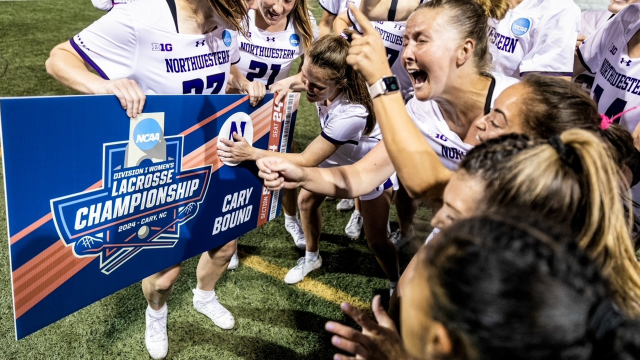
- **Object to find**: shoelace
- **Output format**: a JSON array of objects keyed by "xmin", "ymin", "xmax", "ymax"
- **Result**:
[
  {"xmin": 147, "ymin": 318, "xmax": 166, "ymax": 341},
  {"xmin": 286, "ymin": 221, "xmax": 304, "ymax": 238},
  {"xmin": 346, "ymin": 214, "xmax": 362, "ymax": 229},
  {"xmin": 196, "ymin": 296, "xmax": 228, "ymax": 318}
]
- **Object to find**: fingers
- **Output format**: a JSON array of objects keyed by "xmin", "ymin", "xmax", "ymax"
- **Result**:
[
  {"xmin": 371, "ymin": 295, "xmax": 396, "ymax": 331},
  {"xmin": 244, "ymin": 81, "xmax": 267, "ymax": 107},
  {"xmin": 325, "ymin": 322, "xmax": 372, "ymax": 358},
  {"xmin": 274, "ymin": 90, "xmax": 288, "ymax": 105},
  {"xmin": 341, "ymin": 302, "xmax": 378, "ymax": 332},
  {"xmin": 348, "ymin": 3, "xmax": 375, "ymax": 35},
  {"xmin": 106, "ymin": 79, "xmax": 146, "ymax": 118}
]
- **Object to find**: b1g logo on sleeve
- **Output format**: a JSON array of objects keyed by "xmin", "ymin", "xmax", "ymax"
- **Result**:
[
  {"xmin": 289, "ymin": 34, "xmax": 300, "ymax": 47},
  {"xmin": 222, "ymin": 30, "xmax": 233, "ymax": 47},
  {"xmin": 511, "ymin": 18, "xmax": 531, "ymax": 36}
]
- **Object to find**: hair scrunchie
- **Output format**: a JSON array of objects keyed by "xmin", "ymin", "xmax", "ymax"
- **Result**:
[{"xmin": 549, "ymin": 135, "xmax": 583, "ymax": 173}]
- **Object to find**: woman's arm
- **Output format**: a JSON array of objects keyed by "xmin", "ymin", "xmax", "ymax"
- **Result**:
[
  {"xmin": 347, "ymin": 4, "xmax": 451, "ymax": 199},
  {"xmin": 270, "ymin": 72, "xmax": 306, "ymax": 104},
  {"xmin": 218, "ymin": 133, "xmax": 340, "ymax": 167},
  {"xmin": 257, "ymin": 140, "xmax": 396, "ymax": 198},
  {"xmin": 228, "ymin": 65, "xmax": 267, "ymax": 107},
  {"xmin": 45, "ymin": 41, "xmax": 146, "ymax": 118},
  {"xmin": 319, "ymin": 10, "xmax": 337, "ymax": 37},
  {"xmin": 359, "ymin": 0, "xmax": 420, "ymax": 21},
  {"xmin": 333, "ymin": 11, "xmax": 353, "ymax": 34}
]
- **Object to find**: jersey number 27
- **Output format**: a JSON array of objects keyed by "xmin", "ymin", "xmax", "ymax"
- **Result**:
[{"xmin": 183, "ymin": 73, "xmax": 225, "ymax": 94}]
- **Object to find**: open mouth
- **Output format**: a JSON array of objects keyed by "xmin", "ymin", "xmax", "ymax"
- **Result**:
[
  {"xmin": 266, "ymin": 9, "xmax": 281, "ymax": 20},
  {"xmin": 408, "ymin": 69, "xmax": 428, "ymax": 86}
]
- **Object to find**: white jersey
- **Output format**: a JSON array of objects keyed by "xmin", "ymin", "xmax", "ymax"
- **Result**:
[
  {"xmin": 318, "ymin": 0, "xmax": 342, "ymax": 15},
  {"xmin": 405, "ymin": 73, "xmax": 519, "ymax": 170},
  {"xmin": 73, "ymin": 0, "xmax": 240, "ymax": 95},
  {"xmin": 487, "ymin": 0, "xmax": 580, "ymax": 78},
  {"xmin": 91, "ymin": 0, "xmax": 138, "ymax": 11},
  {"xmin": 317, "ymin": 93, "xmax": 381, "ymax": 167},
  {"xmin": 346, "ymin": 0, "xmax": 413, "ymax": 100},
  {"xmin": 236, "ymin": 10, "xmax": 318, "ymax": 87},
  {"xmin": 578, "ymin": 4, "xmax": 640, "ymax": 133},
  {"xmin": 574, "ymin": 10, "xmax": 615, "ymax": 91}
]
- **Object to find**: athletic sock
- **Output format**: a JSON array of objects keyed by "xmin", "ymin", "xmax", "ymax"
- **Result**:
[
  {"xmin": 388, "ymin": 280, "xmax": 398, "ymax": 289},
  {"xmin": 305, "ymin": 250, "xmax": 319, "ymax": 263},
  {"xmin": 147, "ymin": 304, "xmax": 167, "ymax": 319},
  {"xmin": 285, "ymin": 214, "xmax": 297, "ymax": 224},
  {"xmin": 352, "ymin": 210, "xmax": 361, "ymax": 217},
  {"xmin": 193, "ymin": 287, "xmax": 216, "ymax": 302}
]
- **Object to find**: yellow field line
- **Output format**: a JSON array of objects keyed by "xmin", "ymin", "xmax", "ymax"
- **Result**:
[{"xmin": 240, "ymin": 253, "xmax": 371, "ymax": 312}]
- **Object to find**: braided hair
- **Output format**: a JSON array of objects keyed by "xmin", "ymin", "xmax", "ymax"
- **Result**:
[{"xmin": 420, "ymin": 214, "xmax": 640, "ymax": 360}]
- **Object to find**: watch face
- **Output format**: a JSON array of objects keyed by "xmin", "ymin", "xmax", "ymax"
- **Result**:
[{"xmin": 383, "ymin": 76, "xmax": 400, "ymax": 92}]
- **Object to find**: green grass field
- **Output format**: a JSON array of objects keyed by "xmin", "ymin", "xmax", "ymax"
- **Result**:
[{"xmin": 0, "ymin": 1, "xmax": 432, "ymax": 359}]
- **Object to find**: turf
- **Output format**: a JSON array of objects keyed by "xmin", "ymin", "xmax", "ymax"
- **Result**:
[{"xmin": 0, "ymin": 1, "xmax": 431, "ymax": 359}]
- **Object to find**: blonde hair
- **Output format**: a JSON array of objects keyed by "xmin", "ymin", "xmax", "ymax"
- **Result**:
[
  {"xmin": 485, "ymin": 129, "xmax": 640, "ymax": 317},
  {"xmin": 474, "ymin": 0, "xmax": 510, "ymax": 20},
  {"xmin": 209, "ymin": 0, "xmax": 249, "ymax": 36},
  {"xmin": 291, "ymin": 0, "xmax": 315, "ymax": 51}
]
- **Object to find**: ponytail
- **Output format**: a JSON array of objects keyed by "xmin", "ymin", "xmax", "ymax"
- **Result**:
[
  {"xmin": 481, "ymin": 129, "xmax": 640, "ymax": 317},
  {"xmin": 307, "ymin": 34, "xmax": 376, "ymax": 134}
]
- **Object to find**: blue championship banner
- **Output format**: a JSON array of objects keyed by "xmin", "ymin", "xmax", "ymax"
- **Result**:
[{"xmin": 0, "ymin": 93, "xmax": 299, "ymax": 339}]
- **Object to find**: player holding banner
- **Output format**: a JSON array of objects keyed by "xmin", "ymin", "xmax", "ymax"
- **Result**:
[
  {"xmin": 226, "ymin": 0, "xmax": 319, "ymax": 267},
  {"xmin": 45, "ymin": 0, "xmax": 258, "ymax": 359}
]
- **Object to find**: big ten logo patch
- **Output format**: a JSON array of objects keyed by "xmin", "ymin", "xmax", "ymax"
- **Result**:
[
  {"xmin": 217, "ymin": 112, "xmax": 254, "ymax": 167},
  {"xmin": 152, "ymin": 43, "xmax": 173, "ymax": 52}
]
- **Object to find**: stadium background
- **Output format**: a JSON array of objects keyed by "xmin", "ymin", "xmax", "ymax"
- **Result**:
[{"xmin": 0, "ymin": 0, "xmax": 613, "ymax": 358}]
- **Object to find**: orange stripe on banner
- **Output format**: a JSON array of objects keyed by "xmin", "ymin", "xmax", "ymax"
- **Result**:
[
  {"xmin": 15, "ymin": 255, "xmax": 94, "ymax": 318},
  {"xmin": 180, "ymin": 96, "xmax": 249, "ymax": 137},
  {"xmin": 10, "ymin": 180, "xmax": 103, "ymax": 245},
  {"xmin": 10, "ymin": 97, "xmax": 271, "ymax": 319},
  {"xmin": 13, "ymin": 241, "xmax": 69, "ymax": 289}
]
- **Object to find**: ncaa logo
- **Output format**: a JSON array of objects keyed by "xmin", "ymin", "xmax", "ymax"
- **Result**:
[
  {"xmin": 217, "ymin": 112, "xmax": 254, "ymax": 167},
  {"xmin": 511, "ymin": 18, "xmax": 531, "ymax": 36},
  {"xmin": 133, "ymin": 118, "xmax": 163, "ymax": 151},
  {"xmin": 222, "ymin": 30, "xmax": 233, "ymax": 47},
  {"xmin": 289, "ymin": 34, "xmax": 300, "ymax": 47}
]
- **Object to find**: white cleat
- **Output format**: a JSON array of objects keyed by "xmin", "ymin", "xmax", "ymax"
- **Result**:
[
  {"xmin": 345, "ymin": 212, "xmax": 363, "ymax": 239},
  {"xmin": 285, "ymin": 218, "xmax": 307, "ymax": 249},
  {"xmin": 390, "ymin": 230, "xmax": 412, "ymax": 250},
  {"xmin": 284, "ymin": 256, "xmax": 322, "ymax": 284},
  {"xmin": 145, "ymin": 308, "xmax": 168, "ymax": 360},
  {"xmin": 227, "ymin": 249, "xmax": 239, "ymax": 270},
  {"xmin": 192, "ymin": 290, "xmax": 235, "ymax": 330},
  {"xmin": 336, "ymin": 198, "xmax": 355, "ymax": 211}
]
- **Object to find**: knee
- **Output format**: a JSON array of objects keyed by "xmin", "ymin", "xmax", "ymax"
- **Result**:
[
  {"xmin": 149, "ymin": 271, "xmax": 180, "ymax": 293},
  {"xmin": 366, "ymin": 234, "xmax": 393, "ymax": 254},
  {"xmin": 210, "ymin": 239, "xmax": 236, "ymax": 261},
  {"xmin": 297, "ymin": 192, "xmax": 321, "ymax": 213}
]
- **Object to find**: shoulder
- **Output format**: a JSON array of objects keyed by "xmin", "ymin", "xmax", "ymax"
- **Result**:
[
  {"xmin": 581, "ymin": 10, "xmax": 613, "ymax": 36},
  {"xmin": 617, "ymin": 4, "xmax": 640, "ymax": 29},
  {"xmin": 491, "ymin": 72, "xmax": 520, "ymax": 96},
  {"xmin": 331, "ymin": 98, "xmax": 368, "ymax": 120},
  {"xmin": 518, "ymin": 0, "xmax": 580, "ymax": 17},
  {"xmin": 114, "ymin": 0, "xmax": 174, "ymax": 31}
]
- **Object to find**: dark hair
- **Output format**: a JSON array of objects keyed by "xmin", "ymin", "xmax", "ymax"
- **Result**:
[
  {"xmin": 458, "ymin": 131, "xmax": 640, "ymax": 317},
  {"xmin": 519, "ymin": 75, "xmax": 601, "ymax": 139},
  {"xmin": 423, "ymin": 214, "xmax": 640, "ymax": 360},
  {"xmin": 417, "ymin": 0, "xmax": 503, "ymax": 74},
  {"xmin": 307, "ymin": 34, "xmax": 376, "ymax": 134}
]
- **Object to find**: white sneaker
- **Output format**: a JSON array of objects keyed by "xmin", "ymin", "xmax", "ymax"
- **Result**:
[
  {"xmin": 390, "ymin": 230, "xmax": 412, "ymax": 250},
  {"xmin": 336, "ymin": 198, "xmax": 355, "ymax": 211},
  {"xmin": 285, "ymin": 218, "xmax": 306, "ymax": 249},
  {"xmin": 284, "ymin": 256, "xmax": 322, "ymax": 284},
  {"xmin": 192, "ymin": 290, "xmax": 235, "ymax": 330},
  {"xmin": 345, "ymin": 212, "xmax": 363, "ymax": 239},
  {"xmin": 145, "ymin": 308, "xmax": 168, "ymax": 360},
  {"xmin": 227, "ymin": 249, "xmax": 239, "ymax": 270}
]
